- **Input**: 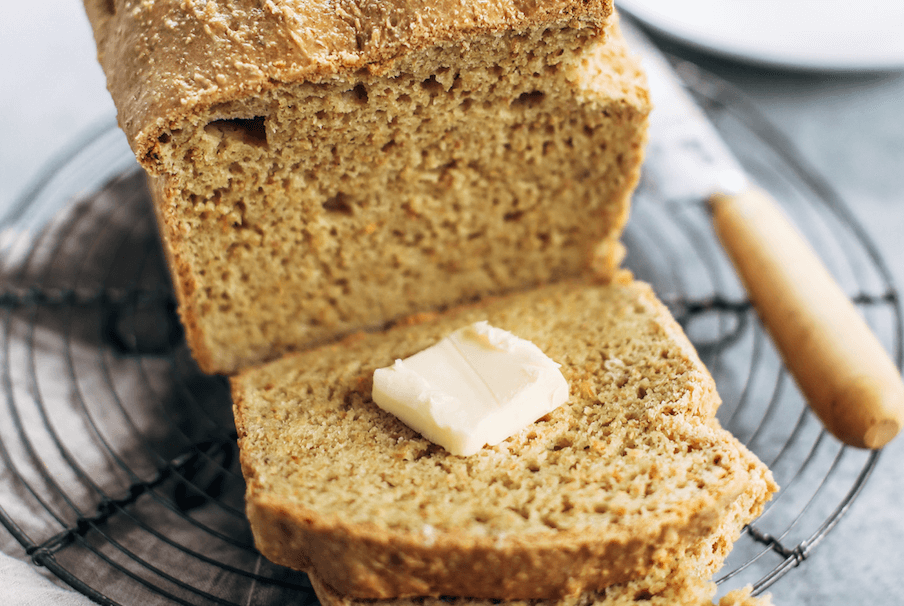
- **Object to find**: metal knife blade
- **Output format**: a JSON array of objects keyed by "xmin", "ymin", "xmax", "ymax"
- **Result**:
[
  {"xmin": 620, "ymin": 19, "xmax": 748, "ymax": 202},
  {"xmin": 619, "ymin": 18, "xmax": 904, "ymax": 449}
]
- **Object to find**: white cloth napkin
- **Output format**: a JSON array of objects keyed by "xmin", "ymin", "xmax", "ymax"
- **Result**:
[{"xmin": 0, "ymin": 552, "xmax": 95, "ymax": 606}]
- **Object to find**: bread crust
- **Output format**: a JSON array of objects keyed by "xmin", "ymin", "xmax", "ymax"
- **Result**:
[
  {"xmin": 146, "ymin": 174, "xmax": 216, "ymax": 371},
  {"xmin": 240, "ymin": 485, "xmax": 738, "ymax": 599},
  {"xmin": 304, "ymin": 479, "xmax": 774, "ymax": 606},
  {"xmin": 83, "ymin": 0, "xmax": 612, "ymax": 171}
]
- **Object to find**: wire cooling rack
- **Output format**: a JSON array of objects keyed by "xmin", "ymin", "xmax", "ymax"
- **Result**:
[{"xmin": 0, "ymin": 65, "xmax": 898, "ymax": 605}]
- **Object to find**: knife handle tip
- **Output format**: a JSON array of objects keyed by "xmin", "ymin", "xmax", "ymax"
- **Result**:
[{"xmin": 837, "ymin": 375, "xmax": 904, "ymax": 450}]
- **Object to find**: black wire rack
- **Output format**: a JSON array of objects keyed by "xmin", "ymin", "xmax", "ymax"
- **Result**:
[{"xmin": 0, "ymin": 65, "xmax": 897, "ymax": 605}]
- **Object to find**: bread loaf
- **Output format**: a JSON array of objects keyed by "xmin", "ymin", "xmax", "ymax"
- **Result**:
[
  {"xmin": 232, "ymin": 277, "xmax": 777, "ymax": 600},
  {"xmin": 83, "ymin": 0, "xmax": 649, "ymax": 374},
  {"xmin": 83, "ymin": 4, "xmax": 774, "ymax": 602}
]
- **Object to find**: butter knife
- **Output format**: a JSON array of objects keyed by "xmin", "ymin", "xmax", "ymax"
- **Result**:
[{"xmin": 621, "ymin": 19, "xmax": 904, "ymax": 449}]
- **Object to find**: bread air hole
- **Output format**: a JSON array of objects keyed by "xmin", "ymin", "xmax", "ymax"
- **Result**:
[
  {"xmin": 204, "ymin": 116, "xmax": 268, "ymax": 148},
  {"xmin": 322, "ymin": 192, "xmax": 353, "ymax": 215},
  {"xmin": 421, "ymin": 75, "xmax": 444, "ymax": 96},
  {"xmin": 512, "ymin": 90, "xmax": 545, "ymax": 107}
]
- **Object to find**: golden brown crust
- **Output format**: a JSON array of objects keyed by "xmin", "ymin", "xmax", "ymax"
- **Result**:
[
  {"xmin": 231, "ymin": 280, "xmax": 777, "ymax": 599},
  {"xmin": 146, "ymin": 174, "xmax": 218, "ymax": 372},
  {"xmin": 243, "ymin": 491, "xmax": 733, "ymax": 599},
  {"xmin": 84, "ymin": 0, "xmax": 612, "ymax": 170}
]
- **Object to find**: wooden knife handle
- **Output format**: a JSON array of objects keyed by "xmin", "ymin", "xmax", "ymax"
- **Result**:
[{"xmin": 710, "ymin": 187, "xmax": 904, "ymax": 449}]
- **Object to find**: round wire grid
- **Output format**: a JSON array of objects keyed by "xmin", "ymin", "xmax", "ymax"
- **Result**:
[{"xmin": 0, "ymin": 64, "xmax": 898, "ymax": 605}]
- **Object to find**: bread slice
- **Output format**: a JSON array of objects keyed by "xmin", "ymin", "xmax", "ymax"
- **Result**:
[
  {"xmin": 311, "ymin": 577, "xmax": 774, "ymax": 606},
  {"xmin": 313, "ymin": 578, "xmax": 774, "ymax": 606},
  {"xmin": 307, "ymin": 474, "xmax": 773, "ymax": 606},
  {"xmin": 83, "ymin": 0, "xmax": 649, "ymax": 373},
  {"xmin": 231, "ymin": 276, "xmax": 777, "ymax": 600}
]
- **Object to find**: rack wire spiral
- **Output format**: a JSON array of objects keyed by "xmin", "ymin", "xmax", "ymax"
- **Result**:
[{"xmin": 0, "ymin": 64, "xmax": 897, "ymax": 605}]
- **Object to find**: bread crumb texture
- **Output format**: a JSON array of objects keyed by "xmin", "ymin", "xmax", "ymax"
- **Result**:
[
  {"xmin": 83, "ymin": 0, "xmax": 648, "ymax": 373},
  {"xmin": 232, "ymin": 280, "xmax": 777, "ymax": 600},
  {"xmin": 718, "ymin": 586, "xmax": 774, "ymax": 606}
]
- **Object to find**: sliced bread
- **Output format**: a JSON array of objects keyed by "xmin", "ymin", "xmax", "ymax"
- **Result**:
[
  {"xmin": 307, "ymin": 475, "xmax": 773, "ymax": 605},
  {"xmin": 231, "ymin": 276, "xmax": 777, "ymax": 600}
]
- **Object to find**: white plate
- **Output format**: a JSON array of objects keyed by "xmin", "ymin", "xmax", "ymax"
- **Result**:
[{"xmin": 617, "ymin": 0, "xmax": 904, "ymax": 71}]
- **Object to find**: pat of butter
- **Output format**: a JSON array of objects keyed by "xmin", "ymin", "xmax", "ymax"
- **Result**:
[{"xmin": 372, "ymin": 321, "xmax": 569, "ymax": 456}]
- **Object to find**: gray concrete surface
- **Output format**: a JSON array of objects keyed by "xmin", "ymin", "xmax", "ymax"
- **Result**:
[{"xmin": 2, "ymin": 2, "xmax": 903, "ymax": 604}]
